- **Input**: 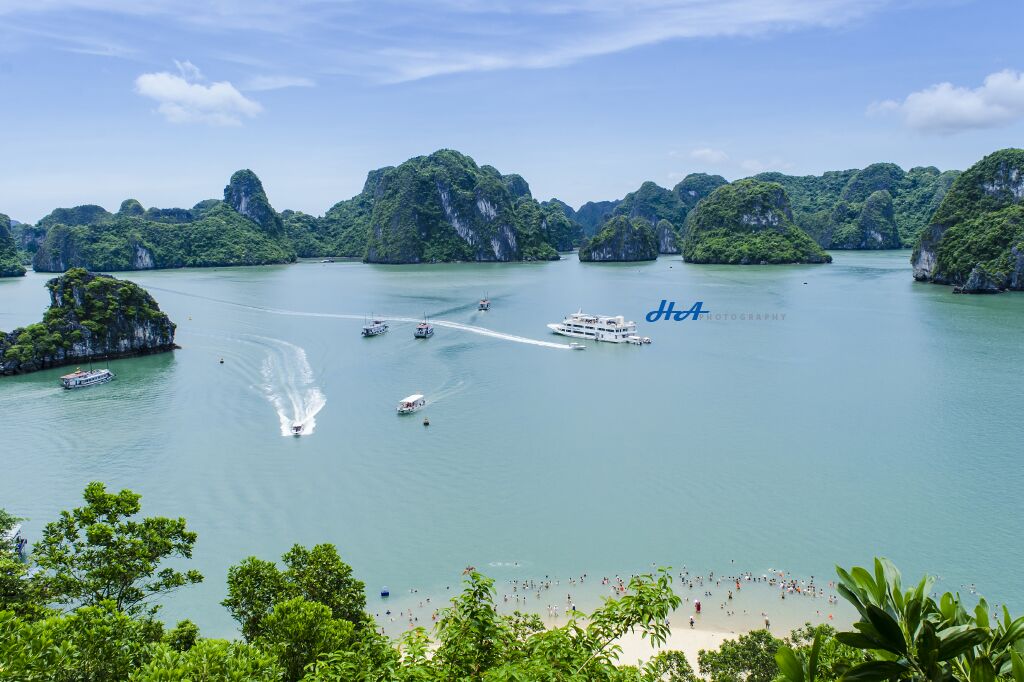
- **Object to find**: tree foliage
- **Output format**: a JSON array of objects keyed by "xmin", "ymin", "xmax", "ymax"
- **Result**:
[{"xmin": 29, "ymin": 481, "xmax": 202, "ymax": 616}]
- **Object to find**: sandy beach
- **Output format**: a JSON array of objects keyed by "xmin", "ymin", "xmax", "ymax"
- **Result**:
[{"xmin": 614, "ymin": 627, "xmax": 733, "ymax": 667}]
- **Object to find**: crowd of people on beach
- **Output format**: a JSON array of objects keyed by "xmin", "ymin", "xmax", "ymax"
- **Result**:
[{"xmin": 372, "ymin": 564, "xmax": 844, "ymax": 634}]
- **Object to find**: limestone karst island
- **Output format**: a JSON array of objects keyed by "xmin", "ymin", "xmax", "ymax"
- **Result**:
[{"xmin": 1, "ymin": 2, "xmax": 1023, "ymax": 680}]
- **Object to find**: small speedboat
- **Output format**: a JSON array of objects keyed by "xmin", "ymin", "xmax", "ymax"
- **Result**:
[
  {"xmin": 569, "ymin": 342, "xmax": 586, "ymax": 350},
  {"xmin": 291, "ymin": 423, "xmax": 303, "ymax": 436}
]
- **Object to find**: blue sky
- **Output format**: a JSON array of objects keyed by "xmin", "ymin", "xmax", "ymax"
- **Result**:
[{"xmin": 1, "ymin": 0, "xmax": 1022, "ymax": 222}]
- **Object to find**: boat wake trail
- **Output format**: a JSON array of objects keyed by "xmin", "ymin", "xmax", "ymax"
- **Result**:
[
  {"xmin": 264, "ymin": 310, "xmax": 571, "ymax": 350},
  {"xmin": 248, "ymin": 335, "xmax": 327, "ymax": 437},
  {"xmin": 145, "ymin": 286, "xmax": 570, "ymax": 350}
]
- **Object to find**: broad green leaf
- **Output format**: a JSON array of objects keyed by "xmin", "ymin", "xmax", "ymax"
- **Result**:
[
  {"xmin": 775, "ymin": 645, "xmax": 804, "ymax": 682},
  {"xmin": 841, "ymin": 660, "xmax": 907, "ymax": 682}
]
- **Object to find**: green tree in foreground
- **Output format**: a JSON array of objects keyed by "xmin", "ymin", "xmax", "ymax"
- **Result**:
[
  {"xmin": 776, "ymin": 558, "xmax": 1024, "ymax": 682},
  {"xmin": 223, "ymin": 543, "xmax": 366, "ymax": 642},
  {"xmin": 29, "ymin": 481, "xmax": 203, "ymax": 616}
]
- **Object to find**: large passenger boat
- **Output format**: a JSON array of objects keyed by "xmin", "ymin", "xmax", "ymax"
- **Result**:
[
  {"xmin": 60, "ymin": 368, "xmax": 114, "ymax": 389},
  {"xmin": 547, "ymin": 311, "xmax": 650, "ymax": 344}
]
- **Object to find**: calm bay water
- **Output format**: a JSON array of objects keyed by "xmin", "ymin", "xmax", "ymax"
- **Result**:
[{"xmin": 2, "ymin": 251, "xmax": 1023, "ymax": 635}]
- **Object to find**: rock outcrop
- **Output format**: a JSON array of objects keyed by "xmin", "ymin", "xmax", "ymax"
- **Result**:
[
  {"xmin": 912, "ymin": 148, "xmax": 1024, "ymax": 292},
  {"xmin": 224, "ymin": 169, "xmax": 283, "ymax": 233},
  {"xmin": 682, "ymin": 179, "xmax": 832, "ymax": 264},
  {"xmin": 829, "ymin": 190, "xmax": 901, "ymax": 249},
  {"xmin": 655, "ymin": 219, "xmax": 681, "ymax": 254},
  {"xmin": 578, "ymin": 216, "xmax": 658, "ymax": 262},
  {"xmin": 753, "ymin": 164, "xmax": 959, "ymax": 248},
  {"xmin": 357, "ymin": 150, "xmax": 559, "ymax": 263},
  {"xmin": 30, "ymin": 171, "xmax": 295, "ymax": 273},
  {"xmin": 0, "ymin": 213, "xmax": 26, "ymax": 277},
  {"xmin": 0, "ymin": 269, "xmax": 176, "ymax": 375},
  {"xmin": 574, "ymin": 200, "xmax": 621, "ymax": 237}
]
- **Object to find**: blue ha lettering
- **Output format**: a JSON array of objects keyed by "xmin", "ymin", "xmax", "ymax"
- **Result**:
[{"xmin": 645, "ymin": 300, "xmax": 710, "ymax": 322}]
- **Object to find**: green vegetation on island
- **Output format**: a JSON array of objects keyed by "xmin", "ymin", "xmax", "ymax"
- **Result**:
[
  {"xmin": 912, "ymin": 148, "xmax": 1024, "ymax": 293},
  {"xmin": 355, "ymin": 150, "xmax": 564, "ymax": 263},
  {"xmin": 0, "ymin": 213, "xmax": 26, "ymax": 277},
  {"xmin": 0, "ymin": 268, "xmax": 176, "ymax": 375},
  {"xmin": 682, "ymin": 179, "xmax": 832, "ymax": 264},
  {"xmin": 3, "ymin": 485, "xmax": 1023, "ymax": 680},
  {"xmin": 579, "ymin": 215, "xmax": 659, "ymax": 262},
  {"xmin": 754, "ymin": 164, "xmax": 959, "ymax": 249},
  {"xmin": 30, "ymin": 171, "xmax": 296, "ymax": 272}
]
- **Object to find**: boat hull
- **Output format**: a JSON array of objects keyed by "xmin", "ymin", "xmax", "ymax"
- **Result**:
[{"xmin": 547, "ymin": 324, "xmax": 633, "ymax": 343}]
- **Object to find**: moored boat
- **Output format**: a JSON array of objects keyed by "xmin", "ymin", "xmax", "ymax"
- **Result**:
[
  {"xmin": 362, "ymin": 319, "xmax": 389, "ymax": 337},
  {"xmin": 397, "ymin": 394, "xmax": 426, "ymax": 414},
  {"xmin": 60, "ymin": 368, "xmax": 114, "ymax": 389}
]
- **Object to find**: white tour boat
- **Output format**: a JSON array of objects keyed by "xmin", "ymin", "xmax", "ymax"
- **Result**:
[
  {"xmin": 397, "ymin": 394, "xmax": 426, "ymax": 414},
  {"xmin": 478, "ymin": 298, "xmax": 490, "ymax": 311},
  {"xmin": 361, "ymin": 319, "xmax": 389, "ymax": 337},
  {"xmin": 547, "ymin": 311, "xmax": 648, "ymax": 344},
  {"xmin": 60, "ymin": 368, "xmax": 114, "ymax": 389}
]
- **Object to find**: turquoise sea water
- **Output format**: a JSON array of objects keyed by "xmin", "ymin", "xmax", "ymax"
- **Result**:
[{"xmin": 2, "ymin": 251, "xmax": 1022, "ymax": 635}]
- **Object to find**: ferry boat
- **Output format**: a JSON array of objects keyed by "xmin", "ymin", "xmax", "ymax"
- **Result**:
[
  {"xmin": 60, "ymin": 368, "xmax": 114, "ymax": 389},
  {"xmin": 397, "ymin": 394, "xmax": 426, "ymax": 414},
  {"xmin": 547, "ymin": 311, "xmax": 648, "ymax": 344},
  {"xmin": 361, "ymin": 319, "xmax": 389, "ymax": 337},
  {"xmin": 478, "ymin": 298, "xmax": 490, "ymax": 311},
  {"xmin": 414, "ymin": 319, "xmax": 434, "ymax": 339}
]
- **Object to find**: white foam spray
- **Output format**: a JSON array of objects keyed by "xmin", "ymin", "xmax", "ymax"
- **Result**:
[{"xmin": 249, "ymin": 336, "xmax": 327, "ymax": 437}]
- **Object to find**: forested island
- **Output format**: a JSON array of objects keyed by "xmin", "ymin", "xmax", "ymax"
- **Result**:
[
  {"xmin": 0, "ymin": 268, "xmax": 176, "ymax": 375},
  {"xmin": 912, "ymin": 148, "xmax": 1024, "ymax": 293},
  {"xmin": 1, "ymin": 148, "xmax": 1020, "ymax": 289},
  {"xmin": 2, "ymin": 484, "xmax": 1022, "ymax": 680},
  {"xmin": 681, "ymin": 179, "xmax": 832, "ymax": 265}
]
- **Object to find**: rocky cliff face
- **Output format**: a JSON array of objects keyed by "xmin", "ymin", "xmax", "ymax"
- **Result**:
[
  {"xmin": 224, "ymin": 169, "xmax": 283, "ymax": 233},
  {"xmin": 0, "ymin": 269, "xmax": 176, "ymax": 375},
  {"xmin": 682, "ymin": 179, "xmax": 831, "ymax": 264},
  {"xmin": 912, "ymin": 148, "xmax": 1024, "ymax": 293},
  {"xmin": 0, "ymin": 213, "xmax": 27, "ymax": 277},
  {"xmin": 829, "ymin": 190, "xmax": 901, "ymax": 249},
  {"xmin": 361, "ymin": 150, "xmax": 558, "ymax": 263},
  {"xmin": 655, "ymin": 219, "xmax": 680, "ymax": 254},
  {"xmin": 578, "ymin": 216, "xmax": 658, "ymax": 262}
]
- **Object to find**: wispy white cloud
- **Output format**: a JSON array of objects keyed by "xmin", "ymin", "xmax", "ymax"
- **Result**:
[
  {"xmin": 689, "ymin": 147, "xmax": 729, "ymax": 164},
  {"xmin": 0, "ymin": 0, "xmax": 895, "ymax": 82},
  {"xmin": 135, "ymin": 60, "xmax": 262, "ymax": 126},
  {"xmin": 869, "ymin": 69, "xmax": 1024, "ymax": 134},
  {"xmin": 242, "ymin": 74, "xmax": 316, "ymax": 91}
]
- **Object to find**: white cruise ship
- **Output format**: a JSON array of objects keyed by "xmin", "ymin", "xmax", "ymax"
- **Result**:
[{"xmin": 547, "ymin": 311, "xmax": 649, "ymax": 344}]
